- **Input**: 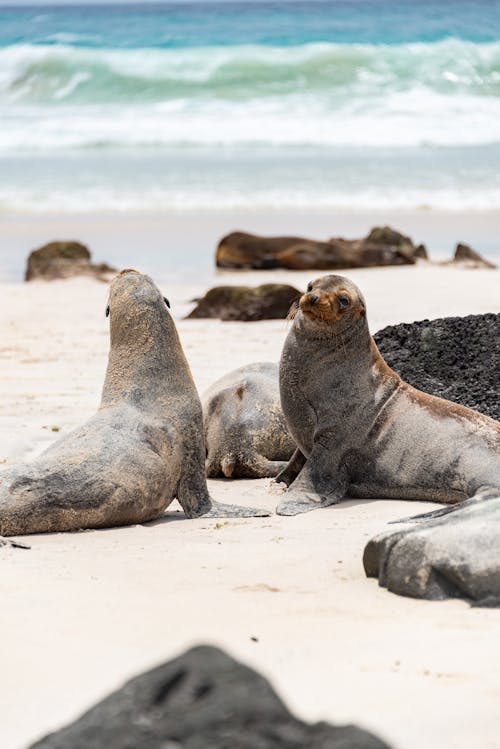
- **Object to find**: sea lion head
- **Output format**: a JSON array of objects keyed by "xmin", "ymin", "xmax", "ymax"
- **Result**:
[
  {"xmin": 298, "ymin": 275, "xmax": 366, "ymax": 330},
  {"xmin": 106, "ymin": 270, "xmax": 174, "ymax": 347}
]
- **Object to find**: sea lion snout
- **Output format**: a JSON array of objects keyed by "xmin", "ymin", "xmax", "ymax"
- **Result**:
[
  {"xmin": 299, "ymin": 275, "xmax": 366, "ymax": 324},
  {"xmin": 109, "ymin": 270, "xmax": 168, "ymax": 314}
]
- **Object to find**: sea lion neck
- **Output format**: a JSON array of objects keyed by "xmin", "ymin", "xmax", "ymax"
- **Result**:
[
  {"xmin": 293, "ymin": 308, "xmax": 371, "ymax": 353},
  {"xmin": 101, "ymin": 277, "xmax": 195, "ymax": 408}
]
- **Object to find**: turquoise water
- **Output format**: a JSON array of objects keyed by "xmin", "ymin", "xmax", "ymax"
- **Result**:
[{"xmin": 0, "ymin": 1, "xmax": 500, "ymax": 212}]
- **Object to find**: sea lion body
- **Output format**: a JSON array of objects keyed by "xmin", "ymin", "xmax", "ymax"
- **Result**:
[
  {"xmin": 363, "ymin": 495, "xmax": 500, "ymax": 602},
  {"xmin": 278, "ymin": 274, "xmax": 500, "ymax": 515},
  {"xmin": 202, "ymin": 362, "xmax": 295, "ymax": 479},
  {"xmin": 0, "ymin": 271, "xmax": 266, "ymax": 537}
]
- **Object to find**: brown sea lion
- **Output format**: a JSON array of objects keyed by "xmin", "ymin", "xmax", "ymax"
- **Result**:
[
  {"xmin": 0, "ymin": 270, "xmax": 267, "ymax": 538},
  {"xmin": 276, "ymin": 274, "xmax": 500, "ymax": 516},
  {"xmin": 215, "ymin": 228, "xmax": 423, "ymax": 270},
  {"xmin": 202, "ymin": 362, "xmax": 295, "ymax": 479}
]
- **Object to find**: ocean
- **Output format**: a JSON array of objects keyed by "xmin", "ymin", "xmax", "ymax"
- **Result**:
[{"xmin": 1, "ymin": 0, "xmax": 500, "ymax": 214}]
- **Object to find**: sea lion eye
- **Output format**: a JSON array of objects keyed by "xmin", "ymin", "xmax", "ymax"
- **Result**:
[
  {"xmin": 338, "ymin": 294, "xmax": 350, "ymax": 310},
  {"xmin": 105, "ymin": 305, "xmax": 110, "ymax": 318},
  {"xmin": 163, "ymin": 297, "xmax": 170, "ymax": 309},
  {"xmin": 307, "ymin": 282, "xmax": 313, "ymax": 292}
]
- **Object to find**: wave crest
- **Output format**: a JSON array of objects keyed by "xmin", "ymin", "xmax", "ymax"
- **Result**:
[{"xmin": 1, "ymin": 38, "xmax": 500, "ymax": 103}]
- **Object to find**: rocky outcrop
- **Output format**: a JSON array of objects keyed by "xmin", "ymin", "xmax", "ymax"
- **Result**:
[
  {"xmin": 187, "ymin": 284, "xmax": 301, "ymax": 321},
  {"xmin": 374, "ymin": 313, "xmax": 500, "ymax": 420},
  {"xmin": 364, "ymin": 497, "xmax": 500, "ymax": 605},
  {"xmin": 216, "ymin": 227, "xmax": 426, "ymax": 270},
  {"xmin": 359, "ymin": 226, "xmax": 428, "ymax": 260},
  {"xmin": 25, "ymin": 241, "xmax": 116, "ymax": 282},
  {"xmin": 448, "ymin": 243, "xmax": 497, "ymax": 269},
  {"xmin": 31, "ymin": 645, "xmax": 390, "ymax": 749}
]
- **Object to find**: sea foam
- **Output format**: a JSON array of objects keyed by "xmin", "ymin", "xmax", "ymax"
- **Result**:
[{"xmin": 0, "ymin": 39, "xmax": 500, "ymax": 150}]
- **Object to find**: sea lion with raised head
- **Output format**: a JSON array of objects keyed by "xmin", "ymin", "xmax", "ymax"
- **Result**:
[
  {"xmin": 202, "ymin": 362, "xmax": 295, "ymax": 479},
  {"xmin": 277, "ymin": 274, "xmax": 500, "ymax": 516},
  {"xmin": 0, "ymin": 270, "xmax": 267, "ymax": 538}
]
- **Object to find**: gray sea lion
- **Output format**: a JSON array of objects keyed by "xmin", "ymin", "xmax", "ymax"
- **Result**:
[
  {"xmin": 277, "ymin": 274, "xmax": 500, "ymax": 516},
  {"xmin": 363, "ymin": 494, "xmax": 500, "ymax": 602},
  {"xmin": 0, "ymin": 270, "xmax": 267, "ymax": 538},
  {"xmin": 202, "ymin": 362, "xmax": 295, "ymax": 479}
]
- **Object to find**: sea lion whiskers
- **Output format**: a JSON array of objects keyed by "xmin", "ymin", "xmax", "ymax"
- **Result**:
[{"xmin": 286, "ymin": 299, "xmax": 299, "ymax": 321}]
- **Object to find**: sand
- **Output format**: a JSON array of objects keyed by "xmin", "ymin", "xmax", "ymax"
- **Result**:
[{"xmin": 1, "ymin": 259, "xmax": 500, "ymax": 749}]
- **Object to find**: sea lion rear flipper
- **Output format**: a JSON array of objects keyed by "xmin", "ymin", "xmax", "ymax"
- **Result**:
[
  {"xmin": 0, "ymin": 536, "xmax": 31, "ymax": 550},
  {"xmin": 274, "ymin": 448, "xmax": 306, "ymax": 487},
  {"xmin": 276, "ymin": 447, "xmax": 348, "ymax": 516},
  {"xmin": 388, "ymin": 486, "xmax": 499, "ymax": 525}
]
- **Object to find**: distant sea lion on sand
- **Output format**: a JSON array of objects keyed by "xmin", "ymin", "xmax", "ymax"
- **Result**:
[
  {"xmin": 277, "ymin": 274, "xmax": 500, "ymax": 516},
  {"xmin": 202, "ymin": 362, "xmax": 295, "ymax": 479},
  {"xmin": 0, "ymin": 270, "xmax": 267, "ymax": 538}
]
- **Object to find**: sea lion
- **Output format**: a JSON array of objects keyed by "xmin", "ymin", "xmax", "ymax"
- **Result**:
[
  {"xmin": 363, "ymin": 494, "xmax": 500, "ymax": 602},
  {"xmin": 276, "ymin": 274, "xmax": 500, "ymax": 516},
  {"xmin": 202, "ymin": 362, "xmax": 295, "ymax": 479},
  {"xmin": 0, "ymin": 270, "xmax": 267, "ymax": 537},
  {"xmin": 215, "ymin": 228, "xmax": 423, "ymax": 270}
]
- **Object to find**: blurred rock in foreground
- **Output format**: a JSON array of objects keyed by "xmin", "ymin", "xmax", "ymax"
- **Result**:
[{"xmin": 31, "ymin": 645, "xmax": 390, "ymax": 749}]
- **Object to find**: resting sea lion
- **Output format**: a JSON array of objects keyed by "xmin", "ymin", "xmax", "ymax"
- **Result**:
[
  {"xmin": 202, "ymin": 362, "xmax": 295, "ymax": 479},
  {"xmin": 0, "ymin": 270, "xmax": 267, "ymax": 538},
  {"xmin": 277, "ymin": 274, "xmax": 500, "ymax": 516},
  {"xmin": 363, "ymin": 495, "xmax": 500, "ymax": 602}
]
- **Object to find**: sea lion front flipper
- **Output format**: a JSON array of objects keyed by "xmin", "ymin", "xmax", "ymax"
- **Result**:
[
  {"xmin": 177, "ymin": 462, "xmax": 270, "ymax": 518},
  {"xmin": 274, "ymin": 447, "xmax": 306, "ymax": 487},
  {"xmin": 276, "ymin": 446, "xmax": 348, "ymax": 516},
  {"xmin": 200, "ymin": 500, "xmax": 270, "ymax": 519}
]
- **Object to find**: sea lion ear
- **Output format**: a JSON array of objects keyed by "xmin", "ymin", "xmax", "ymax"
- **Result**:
[
  {"xmin": 163, "ymin": 297, "xmax": 171, "ymax": 309},
  {"xmin": 105, "ymin": 305, "xmax": 110, "ymax": 317}
]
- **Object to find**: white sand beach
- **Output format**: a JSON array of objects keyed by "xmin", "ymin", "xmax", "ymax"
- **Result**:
[{"xmin": 1, "ymin": 255, "xmax": 499, "ymax": 749}]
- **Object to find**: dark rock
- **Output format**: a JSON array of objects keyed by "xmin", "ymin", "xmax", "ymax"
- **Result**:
[
  {"xmin": 413, "ymin": 244, "xmax": 428, "ymax": 259},
  {"xmin": 25, "ymin": 241, "xmax": 116, "ymax": 282},
  {"xmin": 374, "ymin": 313, "xmax": 500, "ymax": 420},
  {"xmin": 362, "ymin": 226, "xmax": 428, "ymax": 260},
  {"xmin": 364, "ymin": 497, "xmax": 500, "ymax": 604},
  {"xmin": 449, "ymin": 243, "xmax": 497, "ymax": 269},
  {"xmin": 216, "ymin": 227, "xmax": 425, "ymax": 270},
  {"xmin": 30, "ymin": 645, "xmax": 390, "ymax": 749},
  {"xmin": 186, "ymin": 284, "xmax": 301, "ymax": 321}
]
